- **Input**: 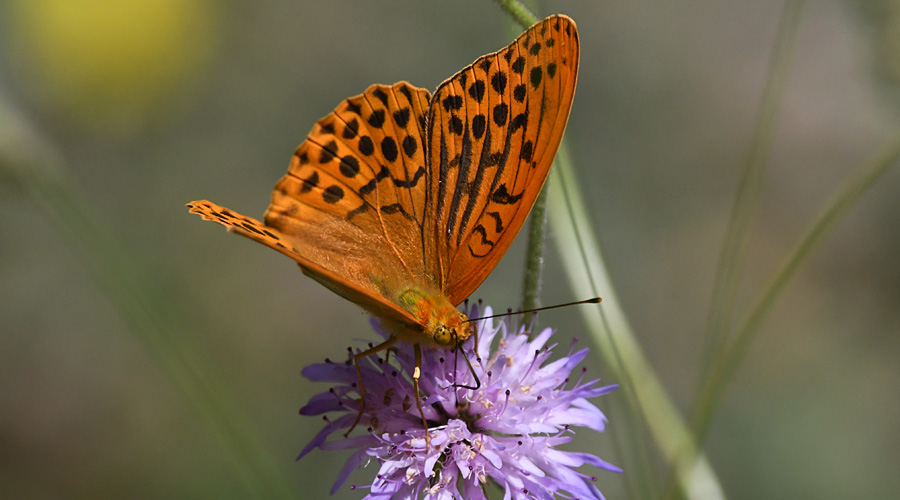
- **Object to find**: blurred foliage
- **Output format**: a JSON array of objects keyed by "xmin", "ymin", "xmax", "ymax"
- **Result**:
[
  {"xmin": 857, "ymin": 0, "xmax": 900, "ymax": 84},
  {"xmin": 6, "ymin": 0, "xmax": 219, "ymax": 134},
  {"xmin": 1, "ymin": 1, "xmax": 899, "ymax": 500}
]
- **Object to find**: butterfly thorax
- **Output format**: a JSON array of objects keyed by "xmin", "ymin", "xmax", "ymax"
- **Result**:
[{"xmin": 393, "ymin": 286, "xmax": 473, "ymax": 349}]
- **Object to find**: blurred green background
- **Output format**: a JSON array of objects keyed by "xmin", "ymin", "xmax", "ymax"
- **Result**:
[{"xmin": 2, "ymin": 1, "xmax": 898, "ymax": 499}]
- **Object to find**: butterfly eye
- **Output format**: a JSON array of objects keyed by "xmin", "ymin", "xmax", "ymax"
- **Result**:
[{"xmin": 432, "ymin": 326, "xmax": 455, "ymax": 347}]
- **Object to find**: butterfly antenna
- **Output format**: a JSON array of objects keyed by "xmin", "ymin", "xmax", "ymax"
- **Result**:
[{"xmin": 465, "ymin": 297, "xmax": 602, "ymax": 322}]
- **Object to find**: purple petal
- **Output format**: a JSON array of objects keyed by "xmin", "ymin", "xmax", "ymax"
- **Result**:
[
  {"xmin": 298, "ymin": 391, "xmax": 342, "ymax": 415},
  {"xmin": 330, "ymin": 449, "xmax": 368, "ymax": 494},
  {"xmin": 577, "ymin": 452, "xmax": 624, "ymax": 474},
  {"xmin": 296, "ymin": 413, "xmax": 354, "ymax": 459},
  {"xmin": 461, "ymin": 477, "xmax": 488, "ymax": 500},
  {"xmin": 301, "ymin": 361, "xmax": 354, "ymax": 382},
  {"xmin": 516, "ymin": 456, "xmax": 547, "ymax": 477}
]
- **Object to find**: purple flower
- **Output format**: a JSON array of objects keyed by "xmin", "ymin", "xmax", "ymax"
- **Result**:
[{"xmin": 298, "ymin": 303, "xmax": 621, "ymax": 499}]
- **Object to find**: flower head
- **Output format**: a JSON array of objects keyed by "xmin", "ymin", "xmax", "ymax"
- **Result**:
[{"xmin": 298, "ymin": 304, "xmax": 621, "ymax": 499}]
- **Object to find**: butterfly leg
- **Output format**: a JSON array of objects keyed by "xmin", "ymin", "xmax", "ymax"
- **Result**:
[
  {"xmin": 412, "ymin": 343, "xmax": 432, "ymax": 450},
  {"xmin": 346, "ymin": 335, "xmax": 399, "ymax": 437}
]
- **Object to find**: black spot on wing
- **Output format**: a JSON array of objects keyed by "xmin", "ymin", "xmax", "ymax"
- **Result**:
[
  {"xmin": 372, "ymin": 88, "xmax": 389, "ymax": 106},
  {"xmin": 322, "ymin": 185, "xmax": 344, "ymax": 204},
  {"xmin": 513, "ymin": 84, "xmax": 526, "ymax": 102},
  {"xmin": 399, "ymin": 85, "xmax": 413, "ymax": 101},
  {"xmin": 512, "ymin": 56, "xmax": 525, "ymax": 74},
  {"xmin": 358, "ymin": 166, "xmax": 391, "ymax": 196},
  {"xmin": 468, "ymin": 225, "xmax": 496, "ymax": 258},
  {"xmin": 510, "ymin": 112, "xmax": 527, "ymax": 133},
  {"xmin": 319, "ymin": 140, "xmax": 337, "ymax": 163},
  {"xmin": 520, "ymin": 140, "xmax": 533, "ymax": 162},
  {"xmin": 394, "ymin": 166, "xmax": 425, "ymax": 188},
  {"xmin": 240, "ymin": 221, "xmax": 264, "ymax": 236},
  {"xmin": 490, "ymin": 71, "xmax": 507, "ymax": 93},
  {"xmin": 485, "ymin": 211, "xmax": 504, "ymax": 233},
  {"xmin": 368, "ymin": 109, "xmax": 386, "ymax": 128},
  {"xmin": 358, "ymin": 136, "xmax": 375, "ymax": 156},
  {"xmin": 493, "ymin": 104, "xmax": 508, "ymax": 127},
  {"xmin": 342, "ymin": 118, "xmax": 359, "ymax": 139},
  {"xmin": 346, "ymin": 102, "xmax": 362, "ymax": 115},
  {"xmin": 468, "ymin": 80, "xmax": 485, "ymax": 103},
  {"xmin": 402, "ymin": 136, "xmax": 417, "ymax": 158},
  {"xmin": 381, "ymin": 137, "xmax": 398, "ymax": 162},
  {"xmin": 380, "ymin": 203, "xmax": 416, "ymax": 220},
  {"xmin": 449, "ymin": 115, "xmax": 463, "ymax": 135},
  {"xmin": 472, "ymin": 114, "xmax": 486, "ymax": 140},
  {"xmin": 393, "ymin": 108, "xmax": 411, "ymax": 128},
  {"xmin": 339, "ymin": 155, "xmax": 360, "ymax": 177},
  {"xmin": 530, "ymin": 67, "xmax": 542, "ymax": 89},
  {"xmin": 347, "ymin": 203, "xmax": 369, "ymax": 220},
  {"xmin": 442, "ymin": 95, "xmax": 463, "ymax": 112},
  {"xmin": 300, "ymin": 171, "xmax": 319, "ymax": 193},
  {"xmin": 490, "ymin": 184, "xmax": 523, "ymax": 205}
]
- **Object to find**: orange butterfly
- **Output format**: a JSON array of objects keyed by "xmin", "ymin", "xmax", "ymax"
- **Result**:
[{"xmin": 188, "ymin": 14, "xmax": 578, "ymax": 436}]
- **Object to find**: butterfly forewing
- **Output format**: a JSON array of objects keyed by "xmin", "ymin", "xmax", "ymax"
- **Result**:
[
  {"xmin": 266, "ymin": 82, "xmax": 434, "ymax": 284},
  {"xmin": 425, "ymin": 15, "xmax": 579, "ymax": 304}
]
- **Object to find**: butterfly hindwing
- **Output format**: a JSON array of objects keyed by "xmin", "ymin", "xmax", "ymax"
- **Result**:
[
  {"xmin": 424, "ymin": 15, "xmax": 579, "ymax": 304},
  {"xmin": 187, "ymin": 200, "xmax": 422, "ymax": 329}
]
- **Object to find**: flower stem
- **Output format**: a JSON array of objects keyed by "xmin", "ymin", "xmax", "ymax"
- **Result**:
[
  {"xmin": 521, "ymin": 187, "xmax": 548, "ymax": 317},
  {"xmin": 494, "ymin": 0, "xmax": 539, "ymax": 27}
]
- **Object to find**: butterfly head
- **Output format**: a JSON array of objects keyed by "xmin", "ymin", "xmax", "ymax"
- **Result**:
[
  {"xmin": 396, "ymin": 286, "xmax": 474, "ymax": 350},
  {"xmin": 431, "ymin": 310, "xmax": 474, "ymax": 349}
]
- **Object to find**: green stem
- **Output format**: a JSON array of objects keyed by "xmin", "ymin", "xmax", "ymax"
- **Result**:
[
  {"xmin": 494, "ymin": 0, "xmax": 539, "ymax": 27},
  {"xmin": 521, "ymin": 187, "xmax": 548, "ymax": 317}
]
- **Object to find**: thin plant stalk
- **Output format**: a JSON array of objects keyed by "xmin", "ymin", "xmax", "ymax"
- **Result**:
[
  {"xmin": 693, "ymin": 127, "xmax": 900, "ymax": 443},
  {"xmin": 695, "ymin": 0, "xmax": 806, "ymax": 399}
]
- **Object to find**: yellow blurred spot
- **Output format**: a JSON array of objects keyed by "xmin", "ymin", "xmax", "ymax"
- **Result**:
[{"xmin": 8, "ymin": 0, "xmax": 219, "ymax": 133}]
